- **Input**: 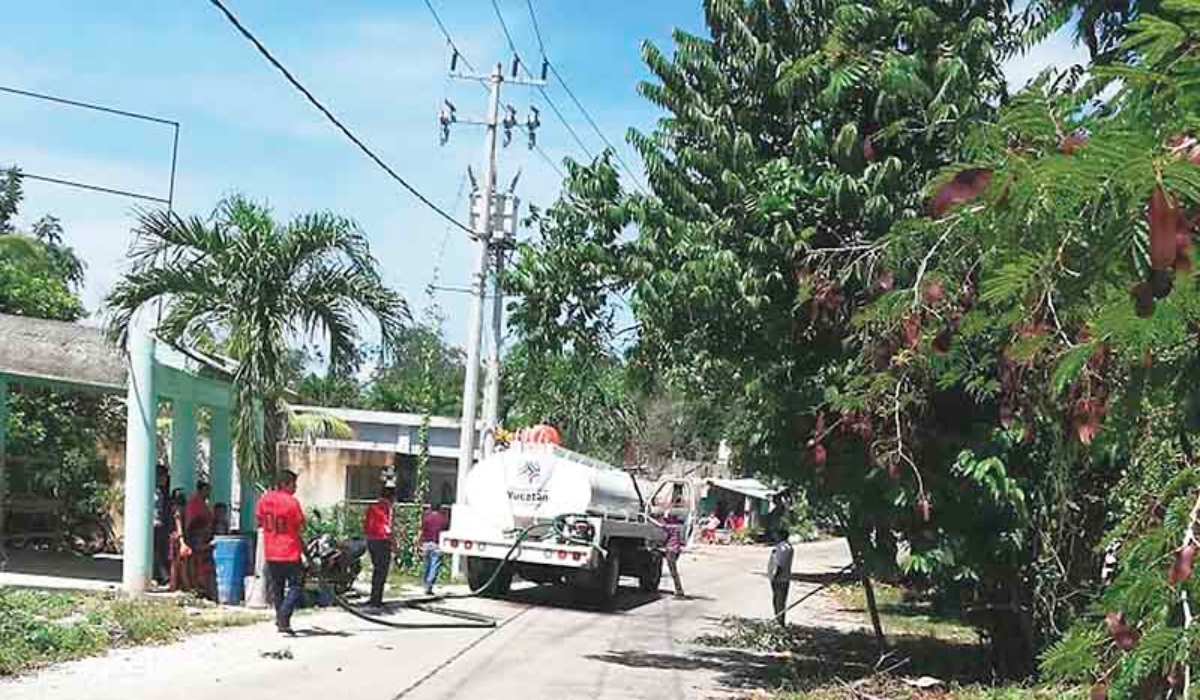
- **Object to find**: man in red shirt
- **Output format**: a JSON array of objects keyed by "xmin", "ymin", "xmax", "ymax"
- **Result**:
[
  {"xmin": 255, "ymin": 470, "xmax": 305, "ymax": 635},
  {"xmin": 363, "ymin": 486, "xmax": 395, "ymax": 607},
  {"xmin": 419, "ymin": 504, "xmax": 450, "ymax": 595}
]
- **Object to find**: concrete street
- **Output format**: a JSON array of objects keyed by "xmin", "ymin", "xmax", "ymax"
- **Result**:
[{"xmin": 1, "ymin": 539, "xmax": 855, "ymax": 700}]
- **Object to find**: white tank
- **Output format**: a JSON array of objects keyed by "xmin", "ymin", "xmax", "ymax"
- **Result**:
[{"xmin": 463, "ymin": 443, "xmax": 645, "ymax": 530}]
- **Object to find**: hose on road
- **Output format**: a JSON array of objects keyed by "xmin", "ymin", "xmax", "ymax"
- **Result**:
[{"xmin": 313, "ymin": 513, "xmax": 599, "ymax": 630}]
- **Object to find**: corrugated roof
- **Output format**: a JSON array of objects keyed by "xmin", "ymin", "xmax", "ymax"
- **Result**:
[{"xmin": 0, "ymin": 313, "xmax": 126, "ymax": 391}]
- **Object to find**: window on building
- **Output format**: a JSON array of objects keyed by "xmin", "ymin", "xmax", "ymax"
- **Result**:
[{"xmin": 345, "ymin": 464, "xmax": 389, "ymax": 502}]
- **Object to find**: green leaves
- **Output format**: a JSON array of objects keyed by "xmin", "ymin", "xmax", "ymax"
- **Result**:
[{"xmin": 1051, "ymin": 341, "xmax": 1101, "ymax": 396}]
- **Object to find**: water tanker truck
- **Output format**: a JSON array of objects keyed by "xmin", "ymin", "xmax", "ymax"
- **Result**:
[{"xmin": 440, "ymin": 442, "xmax": 693, "ymax": 607}]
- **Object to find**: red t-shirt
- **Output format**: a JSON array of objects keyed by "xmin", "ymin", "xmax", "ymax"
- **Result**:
[
  {"xmin": 364, "ymin": 500, "xmax": 393, "ymax": 541},
  {"xmin": 420, "ymin": 510, "xmax": 449, "ymax": 544},
  {"xmin": 255, "ymin": 489, "xmax": 305, "ymax": 562}
]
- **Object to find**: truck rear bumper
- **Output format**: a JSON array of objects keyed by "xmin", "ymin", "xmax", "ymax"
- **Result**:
[{"xmin": 440, "ymin": 532, "xmax": 596, "ymax": 569}]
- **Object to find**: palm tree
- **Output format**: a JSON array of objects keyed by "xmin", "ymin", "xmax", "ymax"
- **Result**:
[{"xmin": 106, "ymin": 194, "xmax": 407, "ymax": 480}]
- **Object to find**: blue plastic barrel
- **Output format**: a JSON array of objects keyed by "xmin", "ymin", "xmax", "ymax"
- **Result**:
[{"xmin": 213, "ymin": 536, "xmax": 250, "ymax": 605}]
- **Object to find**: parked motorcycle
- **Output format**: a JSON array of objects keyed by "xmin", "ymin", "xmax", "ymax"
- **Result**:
[{"xmin": 304, "ymin": 534, "xmax": 366, "ymax": 594}]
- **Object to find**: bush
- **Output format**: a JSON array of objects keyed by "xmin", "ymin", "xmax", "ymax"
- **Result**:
[{"xmin": 304, "ymin": 503, "xmax": 366, "ymax": 541}]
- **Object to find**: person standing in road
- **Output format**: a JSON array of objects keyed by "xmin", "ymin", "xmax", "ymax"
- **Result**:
[
  {"xmin": 256, "ymin": 470, "xmax": 306, "ymax": 635},
  {"xmin": 662, "ymin": 512, "xmax": 686, "ymax": 597},
  {"xmin": 363, "ymin": 486, "xmax": 395, "ymax": 608},
  {"xmin": 768, "ymin": 527, "xmax": 795, "ymax": 625},
  {"xmin": 419, "ymin": 503, "xmax": 449, "ymax": 595}
]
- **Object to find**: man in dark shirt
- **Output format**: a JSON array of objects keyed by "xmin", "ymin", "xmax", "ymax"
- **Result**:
[
  {"xmin": 419, "ymin": 504, "xmax": 449, "ymax": 595},
  {"xmin": 153, "ymin": 465, "xmax": 170, "ymax": 587}
]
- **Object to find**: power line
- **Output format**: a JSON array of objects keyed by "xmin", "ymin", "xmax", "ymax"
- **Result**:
[
  {"xmin": 6, "ymin": 170, "xmax": 170, "ymax": 204},
  {"xmin": 523, "ymin": 0, "xmax": 649, "ymax": 195},
  {"xmin": 205, "ymin": 0, "xmax": 472, "ymax": 234},
  {"xmin": 523, "ymin": 0, "xmax": 547, "ymax": 54},
  {"xmin": 487, "ymin": 0, "xmax": 595, "ymax": 162},
  {"xmin": 534, "ymin": 145, "xmax": 565, "ymax": 179},
  {"xmin": 422, "ymin": 0, "xmax": 476, "ymax": 74},
  {"xmin": 0, "ymin": 85, "xmax": 178, "ymax": 127}
]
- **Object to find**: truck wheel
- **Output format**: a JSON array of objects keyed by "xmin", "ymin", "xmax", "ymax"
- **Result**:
[
  {"xmin": 466, "ymin": 557, "xmax": 512, "ymax": 597},
  {"xmin": 596, "ymin": 548, "xmax": 621, "ymax": 608},
  {"xmin": 638, "ymin": 551, "xmax": 663, "ymax": 593}
]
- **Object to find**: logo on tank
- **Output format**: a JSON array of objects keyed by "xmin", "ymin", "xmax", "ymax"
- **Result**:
[{"xmin": 520, "ymin": 460, "xmax": 541, "ymax": 484}]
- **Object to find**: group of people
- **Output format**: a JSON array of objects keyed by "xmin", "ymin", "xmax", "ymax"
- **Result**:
[
  {"xmin": 697, "ymin": 510, "xmax": 748, "ymax": 544},
  {"xmin": 361, "ymin": 485, "xmax": 451, "ymax": 607},
  {"xmin": 252, "ymin": 471, "xmax": 453, "ymax": 635},
  {"xmin": 153, "ymin": 465, "xmax": 230, "ymax": 600}
]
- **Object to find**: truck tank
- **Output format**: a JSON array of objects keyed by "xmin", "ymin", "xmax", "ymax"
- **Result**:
[{"xmin": 462, "ymin": 443, "xmax": 646, "ymax": 531}]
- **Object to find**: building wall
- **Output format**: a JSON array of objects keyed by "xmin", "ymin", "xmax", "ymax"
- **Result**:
[{"xmin": 281, "ymin": 445, "xmax": 394, "ymax": 509}]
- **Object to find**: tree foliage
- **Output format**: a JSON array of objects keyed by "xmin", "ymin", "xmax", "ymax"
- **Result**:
[
  {"xmin": 504, "ymin": 0, "xmax": 1200, "ymax": 682},
  {"xmin": 105, "ymin": 195, "xmax": 408, "ymax": 480}
]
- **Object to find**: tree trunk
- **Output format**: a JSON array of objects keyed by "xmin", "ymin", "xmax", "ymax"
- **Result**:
[{"xmin": 847, "ymin": 524, "xmax": 888, "ymax": 654}]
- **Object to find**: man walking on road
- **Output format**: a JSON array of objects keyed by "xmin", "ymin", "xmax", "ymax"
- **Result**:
[
  {"xmin": 768, "ymin": 527, "xmax": 794, "ymax": 625},
  {"xmin": 420, "ymin": 504, "xmax": 449, "ymax": 595},
  {"xmin": 256, "ymin": 470, "xmax": 305, "ymax": 635},
  {"xmin": 662, "ymin": 512, "xmax": 686, "ymax": 597},
  {"xmin": 364, "ymin": 486, "xmax": 395, "ymax": 608}
]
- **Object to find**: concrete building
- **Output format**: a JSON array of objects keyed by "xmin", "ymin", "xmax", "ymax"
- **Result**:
[
  {"xmin": 283, "ymin": 406, "xmax": 478, "ymax": 508},
  {"xmin": 0, "ymin": 313, "xmax": 240, "ymax": 594}
]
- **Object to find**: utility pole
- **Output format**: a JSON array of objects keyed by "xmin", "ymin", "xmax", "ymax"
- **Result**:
[
  {"xmin": 442, "ymin": 58, "xmax": 542, "ymax": 577},
  {"xmin": 481, "ymin": 247, "xmax": 505, "ymax": 457}
]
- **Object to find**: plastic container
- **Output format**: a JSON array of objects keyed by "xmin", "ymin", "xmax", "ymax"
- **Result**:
[{"xmin": 213, "ymin": 536, "xmax": 250, "ymax": 605}]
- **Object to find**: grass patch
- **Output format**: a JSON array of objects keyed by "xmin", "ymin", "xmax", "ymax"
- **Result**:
[
  {"xmin": 771, "ymin": 681, "xmax": 1083, "ymax": 699},
  {"xmin": 694, "ymin": 614, "xmax": 1083, "ymax": 700},
  {"xmin": 828, "ymin": 582, "xmax": 980, "ymax": 644},
  {"xmin": 0, "ymin": 588, "xmax": 264, "ymax": 676}
]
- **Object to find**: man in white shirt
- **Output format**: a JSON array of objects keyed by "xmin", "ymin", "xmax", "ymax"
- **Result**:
[{"xmin": 767, "ymin": 527, "xmax": 794, "ymax": 625}]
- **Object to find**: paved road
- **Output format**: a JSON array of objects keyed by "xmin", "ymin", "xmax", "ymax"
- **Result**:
[{"xmin": 2, "ymin": 539, "xmax": 853, "ymax": 700}]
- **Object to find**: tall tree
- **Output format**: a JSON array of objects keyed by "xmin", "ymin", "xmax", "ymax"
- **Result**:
[
  {"xmin": 365, "ymin": 323, "xmax": 466, "ymax": 416},
  {"xmin": 105, "ymin": 195, "xmax": 408, "ymax": 479}
]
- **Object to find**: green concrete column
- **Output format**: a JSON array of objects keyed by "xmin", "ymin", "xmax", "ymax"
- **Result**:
[
  {"xmin": 239, "ymin": 472, "xmax": 261, "ymax": 533},
  {"xmin": 169, "ymin": 401, "xmax": 196, "ymax": 494},
  {"xmin": 210, "ymin": 407, "xmax": 233, "ymax": 510},
  {"xmin": 122, "ymin": 332, "xmax": 157, "ymax": 594},
  {"xmin": 238, "ymin": 400, "xmax": 266, "ymax": 533},
  {"xmin": 1, "ymin": 379, "xmax": 9, "ymax": 556}
]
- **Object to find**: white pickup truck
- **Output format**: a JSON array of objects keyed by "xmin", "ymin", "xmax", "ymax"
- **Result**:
[{"xmin": 441, "ymin": 443, "xmax": 694, "ymax": 607}]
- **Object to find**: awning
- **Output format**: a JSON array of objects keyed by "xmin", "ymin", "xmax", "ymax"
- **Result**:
[{"xmin": 705, "ymin": 478, "xmax": 782, "ymax": 502}]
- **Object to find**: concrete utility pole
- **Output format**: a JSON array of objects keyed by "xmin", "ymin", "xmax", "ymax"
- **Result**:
[
  {"xmin": 444, "ymin": 60, "xmax": 541, "ymax": 577},
  {"xmin": 481, "ymin": 247, "xmax": 505, "ymax": 457}
]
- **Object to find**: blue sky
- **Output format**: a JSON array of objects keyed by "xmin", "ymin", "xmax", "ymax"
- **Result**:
[{"xmin": 0, "ymin": 1, "xmax": 1085, "ymax": 349}]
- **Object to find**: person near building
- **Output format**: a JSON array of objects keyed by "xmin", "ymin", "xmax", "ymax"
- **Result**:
[
  {"xmin": 662, "ymin": 512, "xmax": 686, "ymax": 597},
  {"xmin": 768, "ymin": 527, "xmax": 795, "ymax": 625},
  {"xmin": 212, "ymin": 502, "xmax": 231, "ymax": 536},
  {"xmin": 153, "ymin": 465, "xmax": 171, "ymax": 586},
  {"xmin": 363, "ymin": 486, "xmax": 396, "ymax": 608},
  {"xmin": 168, "ymin": 489, "xmax": 192, "ymax": 592},
  {"xmin": 184, "ymin": 481, "xmax": 216, "ymax": 600},
  {"xmin": 255, "ymin": 471, "xmax": 306, "ymax": 635},
  {"xmin": 419, "ymin": 503, "xmax": 449, "ymax": 595}
]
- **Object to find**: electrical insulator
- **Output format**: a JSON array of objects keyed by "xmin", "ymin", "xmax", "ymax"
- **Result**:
[
  {"xmin": 438, "ymin": 100, "xmax": 457, "ymax": 146},
  {"xmin": 526, "ymin": 106, "xmax": 541, "ymax": 150},
  {"xmin": 450, "ymin": 49, "xmax": 459, "ymax": 73},
  {"xmin": 502, "ymin": 105, "xmax": 518, "ymax": 148},
  {"xmin": 540, "ymin": 58, "xmax": 549, "ymax": 82},
  {"xmin": 511, "ymin": 55, "xmax": 520, "ymax": 78}
]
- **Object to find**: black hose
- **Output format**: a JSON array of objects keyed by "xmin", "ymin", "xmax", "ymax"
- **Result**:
[
  {"xmin": 777, "ymin": 562, "xmax": 856, "ymax": 620},
  {"xmin": 316, "ymin": 514, "xmax": 611, "ymax": 630},
  {"xmin": 325, "ymin": 586, "xmax": 496, "ymax": 629}
]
